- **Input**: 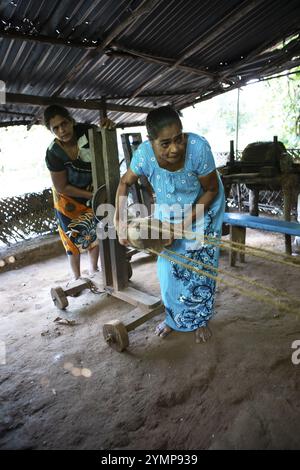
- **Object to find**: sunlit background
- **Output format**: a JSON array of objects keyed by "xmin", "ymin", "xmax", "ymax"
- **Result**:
[{"xmin": 0, "ymin": 73, "xmax": 299, "ymax": 198}]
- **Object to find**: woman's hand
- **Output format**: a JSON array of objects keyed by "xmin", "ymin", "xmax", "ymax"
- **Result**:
[
  {"xmin": 118, "ymin": 237, "xmax": 130, "ymax": 247},
  {"xmin": 100, "ymin": 117, "xmax": 116, "ymax": 130},
  {"xmin": 114, "ymin": 216, "xmax": 129, "ymax": 246}
]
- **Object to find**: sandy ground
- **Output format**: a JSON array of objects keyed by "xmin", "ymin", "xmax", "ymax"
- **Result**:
[{"xmin": 1, "ymin": 230, "xmax": 300, "ymax": 450}]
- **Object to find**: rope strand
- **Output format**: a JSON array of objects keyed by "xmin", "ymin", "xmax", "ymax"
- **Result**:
[
  {"xmin": 148, "ymin": 248, "xmax": 300, "ymax": 316},
  {"xmin": 165, "ymin": 247, "xmax": 300, "ymax": 306}
]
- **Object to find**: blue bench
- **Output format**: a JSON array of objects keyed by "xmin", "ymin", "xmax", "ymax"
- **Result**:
[{"xmin": 223, "ymin": 212, "xmax": 300, "ymax": 266}]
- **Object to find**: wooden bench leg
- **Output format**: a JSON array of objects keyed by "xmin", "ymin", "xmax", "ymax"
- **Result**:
[
  {"xmin": 229, "ymin": 225, "xmax": 246, "ymax": 266},
  {"xmin": 285, "ymin": 234, "xmax": 292, "ymax": 256},
  {"xmin": 283, "ymin": 187, "xmax": 292, "ymax": 255},
  {"xmin": 249, "ymin": 189, "xmax": 259, "ymax": 216}
]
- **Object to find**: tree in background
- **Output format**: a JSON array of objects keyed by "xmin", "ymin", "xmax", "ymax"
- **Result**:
[{"xmin": 182, "ymin": 67, "xmax": 300, "ymax": 152}]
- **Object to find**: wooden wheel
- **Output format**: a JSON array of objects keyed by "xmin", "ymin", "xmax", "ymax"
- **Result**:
[
  {"xmin": 127, "ymin": 261, "xmax": 133, "ymax": 280},
  {"xmin": 102, "ymin": 320, "xmax": 129, "ymax": 352},
  {"xmin": 51, "ymin": 287, "xmax": 68, "ymax": 310},
  {"xmin": 92, "ymin": 184, "xmax": 107, "ymax": 222}
]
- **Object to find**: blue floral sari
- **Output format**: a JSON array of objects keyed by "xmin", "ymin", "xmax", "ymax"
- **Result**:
[{"xmin": 130, "ymin": 133, "xmax": 225, "ymax": 331}]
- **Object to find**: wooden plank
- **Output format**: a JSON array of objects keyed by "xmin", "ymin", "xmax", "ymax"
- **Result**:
[
  {"xmin": 6, "ymin": 92, "xmax": 153, "ymax": 114},
  {"xmin": 223, "ymin": 213, "xmax": 300, "ymax": 236},
  {"xmin": 222, "ymin": 173, "xmax": 261, "ymax": 180},
  {"xmin": 236, "ymin": 226, "xmax": 246, "ymax": 263},
  {"xmin": 102, "ymin": 128, "xmax": 128, "ymax": 290},
  {"xmin": 283, "ymin": 187, "xmax": 292, "ymax": 255},
  {"xmin": 249, "ymin": 189, "xmax": 259, "ymax": 216},
  {"xmin": 89, "ymin": 129, "xmax": 105, "ymax": 188},
  {"xmin": 64, "ymin": 279, "xmax": 90, "ymax": 296},
  {"xmin": 0, "ymin": 30, "xmax": 89, "ymax": 49},
  {"xmin": 89, "ymin": 128, "xmax": 112, "ymax": 287},
  {"xmin": 105, "ymin": 286, "xmax": 161, "ymax": 310},
  {"xmin": 229, "ymin": 226, "xmax": 246, "ymax": 267},
  {"xmin": 125, "ymin": 304, "xmax": 165, "ymax": 332},
  {"xmin": 110, "ymin": 43, "xmax": 217, "ymax": 79}
]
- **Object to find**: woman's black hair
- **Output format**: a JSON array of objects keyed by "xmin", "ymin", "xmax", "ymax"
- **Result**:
[
  {"xmin": 43, "ymin": 105, "xmax": 73, "ymax": 129},
  {"xmin": 146, "ymin": 106, "xmax": 182, "ymax": 140}
]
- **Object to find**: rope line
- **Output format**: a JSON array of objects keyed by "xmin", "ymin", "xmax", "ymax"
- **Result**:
[
  {"xmin": 164, "ymin": 247, "xmax": 300, "ymax": 306},
  {"xmin": 125, "ymin": 219, "xmax": 300, "ymax": 314},
  {"xmin": 145, "ymin": 222, "xmax": 300, "ymax": 268},
  {"xmin": 148, "ymin": 248, "xmax": 300, "ymax": 316}
]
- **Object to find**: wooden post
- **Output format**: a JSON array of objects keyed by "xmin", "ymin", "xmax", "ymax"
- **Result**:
[
  {"xmin": 102, "ymin": 128, "xmax": 129, "ymax": 290},
  {"xmin": 236, "ymin": 184, "xmax": 242, "ymax": 212},
  {"xmin": 282, "ymin": 181, "xmax": 292, "ymax": 256},
  {"xmin": 229, "ymin": 225, "xmax": 246, "ymax": 266},
  {"xmin": 89, "ymin": 128, "xmax": 113, "ymax": 287},
  {"xmin": 120, "ymin": 132, "xmax": 153, "ymax": 217},
  {"xmin": 276, "ymin": 134, "xmax": 292, "ymax": 255},
  {"xmin": 100, "ymin": 98, "xmax": 107, "ymax": 120},
  {"xmin": 229, "ymin": 140, "xmax": 235, "ymax": 166},
  {"xmin": 121, "ymin": 133, "xmax": 143, "ymax": 205},
  {"xmin": 89, "ymin": 123, "xmax": 164, "ymax": 352},
  {"xmin": 249, "ymin": 189, "xmax": 259, "ymax": 216}
]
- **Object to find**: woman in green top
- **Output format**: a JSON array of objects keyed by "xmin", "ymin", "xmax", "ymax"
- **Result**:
[{"xmin": 44, "ymin": 104, "xmax": 114, "ymax": 280}]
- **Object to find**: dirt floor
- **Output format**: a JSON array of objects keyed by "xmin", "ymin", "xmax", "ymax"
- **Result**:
[{"xmin": 1, "ymin": 230, "xmax": 300, "ymax": 450}]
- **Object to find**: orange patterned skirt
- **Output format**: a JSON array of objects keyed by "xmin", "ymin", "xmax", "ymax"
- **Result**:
[{"xmin": 52, "ymin": 188, "xmax": 98, "ymax": 255}]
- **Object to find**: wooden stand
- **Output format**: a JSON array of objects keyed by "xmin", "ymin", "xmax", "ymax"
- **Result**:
[
  {"xmin": 89, "ymin": 128, "xmax": 163, "ymax": 352},
  {"xmin": 221, "ymin": 137, "xmax": 300, "ymax": 255},
  {"xmin": 222, "ymin": 173, "xmax": 298, "ymax": 255}
]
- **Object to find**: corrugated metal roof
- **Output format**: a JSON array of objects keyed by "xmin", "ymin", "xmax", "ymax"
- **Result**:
[{"xmin": 0, "ymin": 0, "xmax": 299, "ymax": 127}]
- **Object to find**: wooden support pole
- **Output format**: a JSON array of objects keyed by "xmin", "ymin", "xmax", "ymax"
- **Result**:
[
  {"xmin": 276, "ymin": 134, "xmax": 292, "ymax": 256},
  {"xmin": 249, "ymin": 189, "xmax": 259, "ymax": 216},
  {"xmin": 89, "ymin": 128, "xmax": 113, "ymax": 287},
  {"xmin": 99, "ymin": 98, "xmax": 107, "ymax": 120},
  {"xmin": 121, "ymin": 133, "xmax": 143, "ymax": 206},
  {"xmin": 101, "ymin": 128, "xmax": 129, "ymax": 290},
  {"xmin": 236, "ymin": 184, "xmax": 242, "ymax": 212},
  {"xmin": 283, "ymin": 186, "xmax": 292, "ymax": 256},
  {"xmin": 229, "ymin": 140, "xmax": 235, "ymax": 166},
  {"xmin": 229, "ymin": 225, "xmax": 246, "ymax": 266}
]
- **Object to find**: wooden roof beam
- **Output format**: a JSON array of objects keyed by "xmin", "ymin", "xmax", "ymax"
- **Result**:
[
  {"xmin": 0, "ymin": 29, "xmax": 219, "ymax": 84},
  {"xmin": 109, "ymin": 43, "xmax": 218, "ymax": 80},
  {"xmin": 220, "ymin": 32, "xmax": 300, "ymax": 81},
  {"xmin": 178, "ymin": 66, "xmax": 300, "ymax": 111},
  {"xmin": 0, "ymin": 30, "xmax": 93, "ymax": 49},
  {"xmin": 5, "ymin": 92, "xmax": 154, "ymax": 114},
  {"xmin": 0, "ymin": 120, "xmax": 32, "ymax": 128},
  {"xmin": 0, "ymin": 109, "xmax": 36, "ymax": 118}
]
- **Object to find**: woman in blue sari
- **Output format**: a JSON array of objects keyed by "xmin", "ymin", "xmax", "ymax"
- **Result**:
[{"xmin": 115, "ymin": 106, "xmax": 225, "ymax": 343}]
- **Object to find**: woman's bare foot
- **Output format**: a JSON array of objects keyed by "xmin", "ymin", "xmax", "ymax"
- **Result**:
[
  {"xmin": 195, "ymin": 325, "xmax": 212, "ymax": 343},
  {"xmin": 155, "ymin": 321, "xmax": 173, "ymax": 338}
]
